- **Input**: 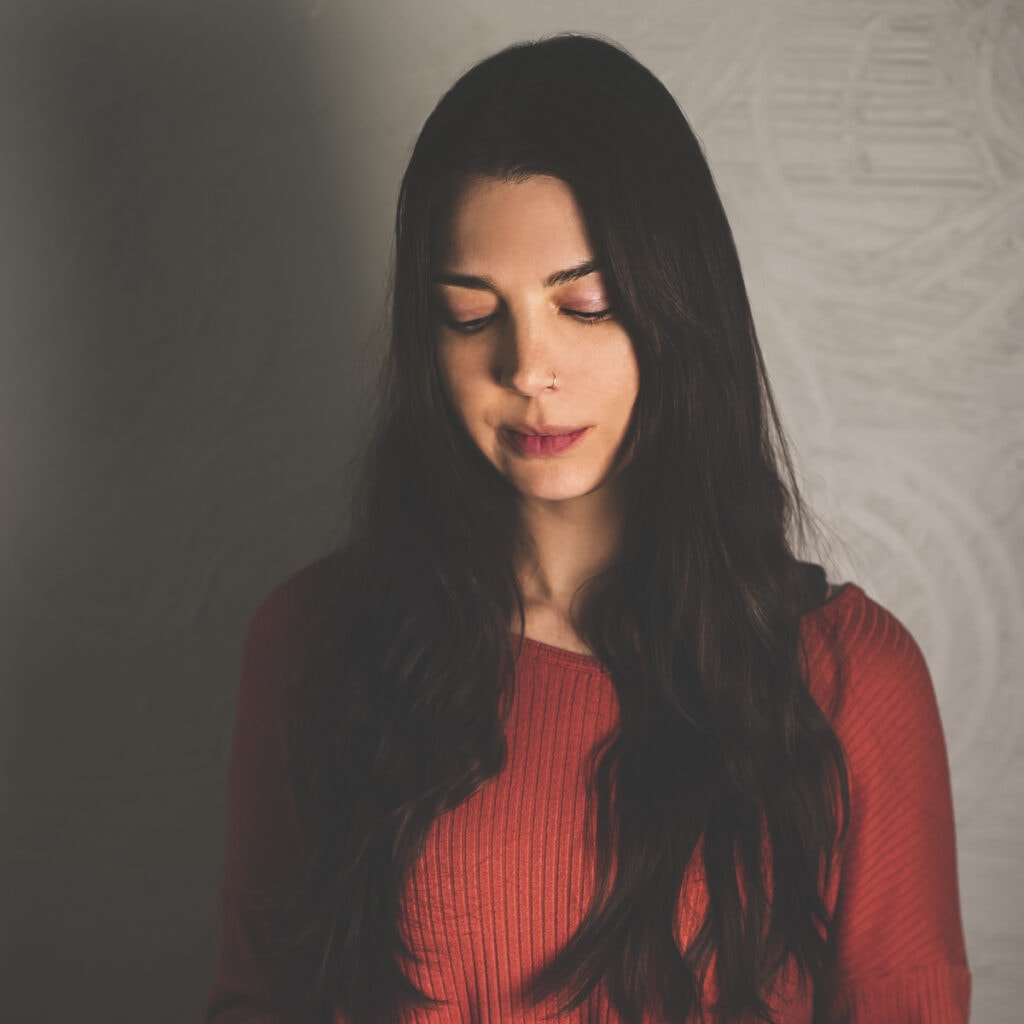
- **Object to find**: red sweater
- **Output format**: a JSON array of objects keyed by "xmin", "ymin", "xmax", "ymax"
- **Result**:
[{"xmin": 205, "ymin": 560, "xmax": 971, "ymax": 1022}]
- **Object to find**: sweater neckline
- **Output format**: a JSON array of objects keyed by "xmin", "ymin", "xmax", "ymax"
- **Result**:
[{"xmin": 512, "ymin": 582, "xmax": 860, "ymax": 673}]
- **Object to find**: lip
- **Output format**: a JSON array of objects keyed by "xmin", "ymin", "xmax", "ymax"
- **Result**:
[
  {"xmin": 504, "ymin": 424, "xmax": 588, "ymax": 436},
  {"xmin": 502, "ymin": 426, "xmax": 590, "ymax": 457}
]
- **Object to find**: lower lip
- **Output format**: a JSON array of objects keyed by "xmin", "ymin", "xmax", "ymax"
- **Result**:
[{"xmin": 504, "ymin": 428, "xmax": 589, "ymax": 456}]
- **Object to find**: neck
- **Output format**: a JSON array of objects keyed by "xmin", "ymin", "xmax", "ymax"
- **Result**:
[{"xmin": 514, "ymin": 485, "xmax": 627, "ymax": 617}]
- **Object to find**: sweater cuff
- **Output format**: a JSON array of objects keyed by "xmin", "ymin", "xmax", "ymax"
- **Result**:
[{"xmin": 832, "ymin": 960, "xmax": 971, "ymax": 1023}]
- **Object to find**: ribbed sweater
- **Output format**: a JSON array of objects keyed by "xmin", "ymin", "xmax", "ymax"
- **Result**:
[{"xmin": 204, "ymin": 560, "xmax": 971, "ymax": 1023}]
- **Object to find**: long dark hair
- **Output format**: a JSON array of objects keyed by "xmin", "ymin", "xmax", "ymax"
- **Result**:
[{"xmin": 275, "ymin": 33, "xmax": 850, "ymax": 1024}]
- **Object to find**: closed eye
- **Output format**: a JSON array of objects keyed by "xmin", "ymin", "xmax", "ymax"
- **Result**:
[
  {"xmin": 565, "ymin": 308, "xmax": 614, "ymax": 324},
  {"xmin": 444, "ymin": 314, "xmax": 496, "ymax": 334},
  {"xmin": 443, "ymin": 308, "xmax": 614, "ymax": 334}
]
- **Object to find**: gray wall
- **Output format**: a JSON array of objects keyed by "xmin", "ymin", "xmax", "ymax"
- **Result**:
[{"xmin": 2, "ymin": 1, "xmax": 1021, "ymax": 1021}]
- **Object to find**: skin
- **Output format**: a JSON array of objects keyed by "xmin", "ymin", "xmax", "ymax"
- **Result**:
[{"xmin": 433, "ymin": 174, "xmax": 640, "ymax": 653}]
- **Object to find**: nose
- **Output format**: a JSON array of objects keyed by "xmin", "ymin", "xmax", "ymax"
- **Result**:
[{"xmin": 497, "ymin": 308, "xmax": 555, "ymax": 397}]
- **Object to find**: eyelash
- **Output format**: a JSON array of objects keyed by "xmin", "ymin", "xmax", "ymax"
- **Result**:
[{"xmin": 444, "ymin": 308, "xmax": 614, "ymax": 334}]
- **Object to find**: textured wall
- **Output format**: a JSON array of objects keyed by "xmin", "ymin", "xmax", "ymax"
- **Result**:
[{"xmin": 2, "ymin": 1, "xmax": 1020, "ymax": 1021}]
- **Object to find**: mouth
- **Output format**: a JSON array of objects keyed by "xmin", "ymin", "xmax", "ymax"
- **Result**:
[
  {"xmin": 502, "ymin": 426, "xmax": 590, "ymax": 456},
  {"xmin": 505, "ymin": 424, "xmax": 588, "ymax": 436}
]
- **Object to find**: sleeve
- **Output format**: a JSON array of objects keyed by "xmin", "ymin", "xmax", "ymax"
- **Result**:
[
  {"xmin": 203, "ymin": 571, "xmax": 336, "ymax": 1024},
  {"xmin": 825, "ymin": 600, "xmax": 971, "ymax": 1022}
]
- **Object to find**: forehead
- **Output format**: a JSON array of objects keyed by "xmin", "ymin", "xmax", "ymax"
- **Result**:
[{"xmin": 439, "ymin": 174, "xmax": 595, "ymax": 275}]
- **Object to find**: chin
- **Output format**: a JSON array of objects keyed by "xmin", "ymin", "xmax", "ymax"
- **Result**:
[{"xmin": 509, "ymin": 471, "xmax": 608, "ymax": 503}]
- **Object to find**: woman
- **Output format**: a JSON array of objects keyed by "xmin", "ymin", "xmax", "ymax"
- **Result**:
[{"xmin": 205, "ymin": 34, "xmax": 970, "ymax": 1023}]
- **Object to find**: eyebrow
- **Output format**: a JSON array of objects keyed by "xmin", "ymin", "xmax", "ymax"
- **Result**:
[{"xmin": 432, "ymin": 259, "xmax": 602, "ymax": 291}]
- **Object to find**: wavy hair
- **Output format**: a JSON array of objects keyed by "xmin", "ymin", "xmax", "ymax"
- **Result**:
[{"xmin": 276, "ymin": 33, "xmax": 849, "ymax": 1024}]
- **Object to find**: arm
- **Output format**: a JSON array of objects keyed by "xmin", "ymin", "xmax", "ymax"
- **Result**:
[
  {"xmin": 826, "ymin": 600, "xmax": 971, "ymax": 1022},
  {"xmin": 204, "ymin": 569, "xmax": 334, "ymax": 1024}
]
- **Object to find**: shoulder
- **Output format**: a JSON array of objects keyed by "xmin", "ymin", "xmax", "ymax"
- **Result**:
[
  {"xmin": 237, "ymin": 548, "xmax": 357, "ymax": 714},
  {"xmin": 249, "ymin": 548, "xmax": 353, "ymax": 635},
  {"xmin": 801, "ymin": 585, "xmax": 957, "ymax": 850},
  {"xmin": 801, "ymin": 584, "xmax": 943, "ymax": 743}
]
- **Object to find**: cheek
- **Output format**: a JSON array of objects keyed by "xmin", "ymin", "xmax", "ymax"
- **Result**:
[
  {"xmin": 618, "ymin": 335, "xmax": 641, "ymax": 397},
  {"xmin": 436, "ymin": 348, "xmax": 455, "ymax": 397},
  {"xmin": 590, "ymin": 336, "xmax": 640, "ymax": 402},
  {"xmin": 436, "ymin": 342, "xmax": 467, "ymax": 393},
  {"xmin": 437, "ymin": 347, "xmax": 484, "ymax": 421}
]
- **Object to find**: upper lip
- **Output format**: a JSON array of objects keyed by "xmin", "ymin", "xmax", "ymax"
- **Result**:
[{"xmin": 505, "ymin": 424, "xmax": 589, "ymax": 436}]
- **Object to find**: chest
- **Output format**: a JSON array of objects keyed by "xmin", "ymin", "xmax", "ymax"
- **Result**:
[{"xmin": 390, "ymin": 659, "xmax": 813, "ymax": 1023}]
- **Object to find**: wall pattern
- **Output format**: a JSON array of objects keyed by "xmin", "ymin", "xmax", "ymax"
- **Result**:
[{"xmin": 2, "ymin": 0, "xmax": 1020, "ymax": 1020}]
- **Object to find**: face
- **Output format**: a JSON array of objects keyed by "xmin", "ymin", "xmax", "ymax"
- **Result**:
[{"xmin": 433, "ymin": 174, "xmax": 640, "ymax": 507}]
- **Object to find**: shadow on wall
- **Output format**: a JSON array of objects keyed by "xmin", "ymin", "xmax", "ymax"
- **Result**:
[{"xmin": 2, "ymin": 3, "xmax": 365, "ymax": 1022}]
